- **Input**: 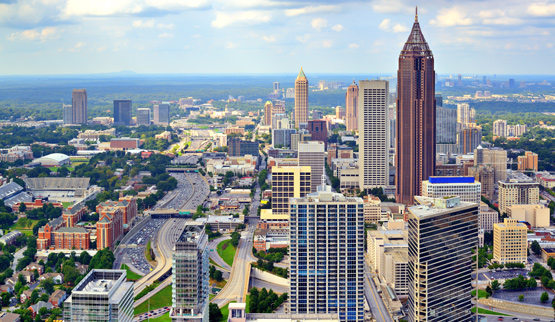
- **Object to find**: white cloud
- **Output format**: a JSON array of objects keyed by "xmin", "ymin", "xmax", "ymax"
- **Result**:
[
  {"xmin": 262, "ymin": 35, "xmax": 276, "ymax": 42},
  {"xmin": 157, "ymin": 23, "xmax": 175, "ymax": 30},
  {"xmin": 348, "ymin": 43, "xmax": 359, "ymax": 49},
  {"xmin": 192, "ymin": 34, "xmax": 201, "ymax": 38},
  {"xmin": 212, "ymin": 11, "xmax": 271, "ymax": 28},
  {"xmin": 8, "ymin": 27, "xmax": 60, "ymax": 41},
  {"xmin": 430, "ymin": 7, "xmax": 473, "ymax": 27},
  {"xmin": 285, "ymin": 4, "xmax": 340, "ymax": 17},
  {"xmin": 331, "ymin": 24, "xmax": 344, "ymax": 32},
  {"xmin": 68, "ymin": 41, "xmax": 86, "ymax": 52},
  {"xmin": 392, "ymin": 24, "xmax": 408, "ymax": 33},
  {"xmin": 322, "ymin": 39, "xmax": 332, "ymax": 48},
  {"xmin": 378, "ymin": 19, "xmax": 408, "ymax": 33},
  {"xmin": 547, "ymin": 43, "xmax": 554, "ymax": 49},
  {"xmin": 132, "ymin": 19, "xmax": 155, "ymax": 28},
  {"xmin": 311, "ymin": 18, "xmax": 327, "ymax": 31},
  {"xmin": 528, "ymin": 3, "xmax": 555, "ymax": 17},
  {"xmin": 378, "ymin": 19, "xmax": 391, "ymax": 31},
  {"xmin": 158, "ymin": 33, "xmax": 173, "ymax": 38},
  {"xmin": 371, "ymin": 0, "xmax": 415, "ymax": 14},
  {"xmin": 226, "ymin": 41, "xmax": 238, "ymax": 49},
  {"xmin": 295, "ymin": 34, "xmax": 310, "ymax": 43},
  {"xmin": 63, "ymin": 0, "xmax": 210, "ymax": 17}
]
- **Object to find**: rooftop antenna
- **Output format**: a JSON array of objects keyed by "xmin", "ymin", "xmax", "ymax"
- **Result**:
[{"xmin": 415, "ymin": 6, "xmax": 418, "ymax": 22}]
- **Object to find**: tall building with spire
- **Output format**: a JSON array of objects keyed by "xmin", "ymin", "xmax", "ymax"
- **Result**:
[
  {"xmin": 345, "ymin": 80, "xmax": 359, "ymax": 132},
  {"xmin": 396, "ymin": 8, "xmax": 436, "ymax": 205},
  {"xmin": 295, "ymin": 68, "xmax": 308, "ymax": 128}
]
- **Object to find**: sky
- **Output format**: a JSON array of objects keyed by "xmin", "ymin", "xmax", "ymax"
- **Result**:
[{"xmin": 1, "ymin": 0, "xmax": 555, "ymax": 75}]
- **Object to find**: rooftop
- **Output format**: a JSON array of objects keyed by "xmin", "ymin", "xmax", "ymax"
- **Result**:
[{"xmin": 410, "ymin": 196, "xmax": 476, "ymax": 219}]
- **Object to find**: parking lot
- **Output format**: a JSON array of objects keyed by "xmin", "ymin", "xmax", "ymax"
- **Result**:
[
  {"xmin": 493, "ymin": 288, "xmax": 555, "ymax": 308},
  {"xmin": 122, "ymin": 218, "xmax": 166, "ymax": 274},
  {"xmin": 479, "ymin": 269, "xmax": 531, "ymax": 281}
]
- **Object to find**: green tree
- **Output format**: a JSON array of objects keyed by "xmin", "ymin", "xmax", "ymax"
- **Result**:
[
  {"xmin": 485, "ymin": 285, "xmax": 492, "ymax": 296},
  {"xmin": 30, "ymin": 289, "xmax": 38, "ymax": 304},
  {"xmin": 526, "ymin": 278, "xmax": 537, "ymax": 288},
  {"xmin": 541, "ymin": 291, "xmax": 549, "ymax": 303},
  {"xmin": 531, "ymin": 240, "xmax": 542, "ymax": 255},
  {"xmin": 208, "ymin": 303, "xmax": 222, "ymax": 322},
  {"xmin": 19, "ymin": 202, "xmax": 27, "ymax": 213},
  {"xmin": 230, "ymin": 232, "xmax": 240, "ymax": 247},
  {"xmin": 40, "ymin": 278, "xmax": 55, "ymax": 294},
  {"xmin": 518, "ymin": 294, "xmax": 524, "ymax": 302}
]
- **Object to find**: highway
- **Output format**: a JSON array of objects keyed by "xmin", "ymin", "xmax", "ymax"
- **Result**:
[
  {"xmin": 364, "ymin": 256, "xmax": 394, "ymax": 322},
  {"xmin": 208, "ymin": 235, "xmax": 232, "ymax": 271}
]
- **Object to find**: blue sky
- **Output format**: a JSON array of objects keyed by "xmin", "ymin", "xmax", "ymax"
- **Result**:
[{"xmin": 1, "ymin": 0, "xmax": 555, "ymax": 75}]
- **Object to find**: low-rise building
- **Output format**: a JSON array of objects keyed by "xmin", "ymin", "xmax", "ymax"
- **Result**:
[
  {"xmin": 367, "ymin": 230, "xmax": 408, "ymax": 296},
  {"xmin": 48, "ymin": 289, "xmax": 67, "ymax": 307},
  {"xmin": 507, "ymin": 204, "xmax": 550, "ymax": 228},
  {"xmin": 0, "ymin": 312, "xmax": 20, "ymax": 322},
  {"xmin": 0, "ymin": 230, "xmax": 22, "ymax": 245},
  {"xmin": 110, "ymin": 138, "xmax": 140, "ymax": 151},
  {"xmin": 493, "ymin": 218, "xmax": 527, "ymax": 265},
  {"xmin": 78, "ymin": 129, "xmax": 117, "ymax": 140},
  {"xmin": 363, "ymin": 196, "xmax": 381, "ymax": 223},
  {"xmin": 479, "ymin": 202, "xmax": 499, "ymax": 232}
]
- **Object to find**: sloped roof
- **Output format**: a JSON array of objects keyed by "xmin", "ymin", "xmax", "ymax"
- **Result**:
[{"xmin": 401, "ymin": 8, "xmax": 432, "ymax": 56}]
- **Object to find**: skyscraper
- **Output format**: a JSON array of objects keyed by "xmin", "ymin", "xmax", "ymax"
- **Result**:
[
  {"xmin": 298, "ymin": 141, "xmax": 325, "ymax": 193},
  {"xmin": 153, "ymin": 103, "xmax": 170, "ymax": 125},
  {"xmin": 170, "ymin": 222, "xmax": 209, "ymax": 322},
  {"xmin": 264, "ymin": 101, "xmax": 273, "ymax": 126},
  {"xmin": 457, "ymin": 103, "xmax": 475, "ymax": 124},
  {"xmin": 358, "ymin": 80, "xmax": 389, "ymax": 190},
  {"xmin": 136, "ymin": 108, "xmax": 151, "ymax": 126},
  {"xmin": 289, "ymin": 185, "xmax": 365, "ymax": 322},
  {"xmin": 72, "ymin": 89, "xmax": 88, "ymax": 125},
  {"xmin": 63, "ymin": 104, "xmax": 73, "ymax": 125},
  {"xmin": 407, "ymin": 196, "xmax": 479, "ymax": 322},
  {"xmin": 457, "ymin": 125, "xmax": 482, "ymax": 154},
  {"xmin": 113, "ymin": 100, "xmax": 132, "ymax": 126},
  {"xmin": 307, "ymin": 120, "xmax": 328, "ymax": 148},
  {"xmin": 271, "ymin": 166, "xmax": 311, "ymax": 216},
  {"xmin": 493, "ymin": 119, "xmax": 508, "ymax": 137},
  {"xmin": 435, "ymin": 106, "xmax": 457, "ymax": 144},
  {"xmin": 273, "ymin": 82, "xmax": 280, "ymax": 92},
  {"xmin": 396, "ymin": 10, "xmax": 436, "ymax": 205},
  {"xmin": 345, "ymin": 81, "xmax": 359, "ymax": 132},
  {"xmin": 295, "ymin": 68, "xmax": 308, "ymax": 128}
]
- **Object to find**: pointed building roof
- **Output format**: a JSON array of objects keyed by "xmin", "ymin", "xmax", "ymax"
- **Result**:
[
  {"xmin": 401, "ymin": 7, "xmax": 432, "ymax": 56},
  {"xmin": 297, "ymin": 67, "xmax": 306, "ymax": 79}
]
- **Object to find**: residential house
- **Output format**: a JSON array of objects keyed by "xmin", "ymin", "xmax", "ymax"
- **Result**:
[
  {"xmin": 48, "ymin": 289, "xmax": 66, "ymax": 307},
  {"xmin": 28, "ymin": 301, "xmax": 53, "ymax": 318}
]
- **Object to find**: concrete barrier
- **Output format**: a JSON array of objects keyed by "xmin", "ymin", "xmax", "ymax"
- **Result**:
[
  {"xmin": 479, "ymin": 298, "xmax": 554, "ymax": 317},
  {"xmin": 250, "ymin": 267, "xmax": 289, "ymax": 287}
]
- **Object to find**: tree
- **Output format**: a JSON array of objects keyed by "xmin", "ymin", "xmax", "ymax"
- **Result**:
[
  {"xmin": 30, "ymin": 289, "xmax": 38, "ymax": 304},
  {"xmin": 518, "ymin": 294, "xmax": 524, "ymax": 302},
  {"xmin": 208, "ymin": 303, "xmax": 223, "ymax": 322},
  {"xmin": 485, "ymin": 285, "xmax": 492, "ymax": 296},
  {"xmin": 491, "ymin": 279, "xmax": 500, "ymax": 292},
  {"xmin": 38, "ymin": 307, "xmax": 48, "ymax": 317},
  {"xmin": 531, "ymin": 240, "xmax": 542, "ymax": 255},
  {"xmin": 214, "ymin": 270, "xmax": 223, "ymax": 282},
  {"xmin": 526, "ymin": 277, "xmax": 537, "ymax": 288},
  {"xmin": 41, "ymin": 278, "xmax": 55, "ymax": 294},
  {"xmin": 541, "ymin": 291, "xmax": 549, "ymax": 303},
  {"xmin": 19, "ymin": 202, "xmax": 27, "ymax": 213},
  {"xmin": 230, "ymin": 232, "xmax": 240, "ymax": 247}
]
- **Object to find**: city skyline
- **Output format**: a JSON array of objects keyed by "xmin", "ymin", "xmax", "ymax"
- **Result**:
[{"xmin": 2, "ymin": 1, "xmax": 555, "ymax": 75}]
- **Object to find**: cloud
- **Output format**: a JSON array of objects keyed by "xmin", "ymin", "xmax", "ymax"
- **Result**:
[
  {"xmin": 262, "ymin": 35, "xmax": 276, "ymax": 42},
  {"xmin": 371, "ymin": 0, "xmax": 415, "ymax": 14},
  {"xmin": 62, "ymin": 0, "xmax": 211, "ymax": 17},
  {"xmin": 67, "ymin": 41, "xmax": 85, "ymax": 52},
  {"xmin": 331, "ymin": 24, "xmax": 343, "ymax": 32},
  {"xmin": 528, "ymin": 3, "xmax": 555, "ymax": 17},
  {"xmin": 8, "ymin": 27, "xmax": 60, "ymax": 41},
  {"xmin": 158, "ymin": 32, "xmax": 173, "ymax": 38},
  {"xmin": 322, "ymin": 39, "xmax": 332, "ymax": 48},
  {"xmin": 285, "ymin": 4, "xmax": 340, "ymax": 17},
  {"xmin": 212, "ymin": 10, "xmax": 271, "ymax": 28},
  {"xmin": 430, "ymin": 6, "xmax": 473, "ymax": 27},
  {"xmin": 295, "ymin": 34, "xmax": 310, "ymax": 43},
  {"xmin": 157, "ymin": 23, "xmax": 175, "ymax": 30},
  {"xmin": 132, "ymin": 19, "xmax": 155, "ymax": 28},
  {"xmin": 311, "ymin": 18, "xmax": 327, "ymax": 31},
  {"xmin": 348, "ymin": 43, "xmax": 359, "ymax": 49},
  {"xmin": 226, "ymin": 41, "xmax": 238, "ymax": 49},
  {"xmin": 378, "ymin": 19, "xmax": 408, "ymax": 33}
]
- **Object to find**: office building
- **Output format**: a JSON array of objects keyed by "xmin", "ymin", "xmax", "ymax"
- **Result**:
[
  {"xmin": 421, "ymin": 176, "xmax": 481, "ymax": 204},
  {"xmin": 363, "ymin": 196, "xmax": 381, "ymax": 223},
  {"xmin": 271, "ymin": 166, "xmax": 312, "ymax": 216},
  {"xmin": 289, "ymin": 186, "xmax": 365, "ymax": 322},
  {"xmin": 456, "ymin": 103, "xmax": 475, "ymax": 125},
  {"xmin": 474, "ymin": 147, "xmax": 507, "ymax": 183},
  {"xmin": 298, "ymin": 141, "xmax": 325, "ymax": 193},
  {"xmin": 345, "ymin": 81, "xmax": 359, "ymax": 132},
  {"xmin": 493, "ymin": 120, "xmax": 507, "ymax": 137},
  {"xmin": 358, "ymin": 80, "xmax": 389, "ymax": 190},
  {"xmin": 273, "ymin": 82, "xmax": 280, "ymax": 92},
  {"xmin": 457, "ymin": 125, "xmax": 482, "ymax": 155},
  {"xmin": 307, "ymin": 120, "xmax": 328, "ymax": 148},
  {"xmin": 272, "ymin": 100, "xmax": 285, "ymax": 115},
  {"xmin": 291, "ymin": 131, "xmax": 312, "ymax": 151},
  {"xmin": 517, "ymin": 151, "xmax": 538, "ymax": 171},
  {"xmin": 170, "ymin": 222, "xmax": 209, "ymax": 322},
  {"xmin": 407, "ymin": 196, "xmax": 479, "ymax": 322},
  {"xmin": 295, "ymin": 68, "xmax": 309, "ymax": 128},
  {"xmin": 312, "ymin": 110, "xmax": 323, "ymax": 120},
  {"xmin": 228, "ymin": 138, "xmax": 259, "ymax": 157},
  {"xmin": 272, "ymin": 129, "xmax": 296, "ymax": 148},
  {"xmin": 136, "ymin": 108, "xmax": 151, "ymax": 126},
  {"xmin": 479, "ymin": 202, "xmax": 499, "ymax": 232},
  {"xmin": 113, "ymin": 100, "xmax": 132, "ymax": 126},
  {"xmin": 63, "ymin": 270, "xmax": 133, "ymax": 322},
  {"xmin": 264, "ymin": 101, "xmax": 273, "ymax": 126},
  {"xmin": 72, "ymin": 89, "xmax": 88, "ymax": 125},
  {"xmin": 507, "ymin": 204, "xmax": 549, "ymax": 228},
  {"xmin": 493, "ymin": 219, "xmax": 527, "ymax": 265},
  {"xmin": 507, "ymin": 124, "xmax": 527, "ymax": 137},
  {"xmin": 435, "ymin": 106, "xmax": 456, "ymax": 144},
  {"xmin": 153, "ymin": 103, "xmax": 170, "ymax": 125},
  {"xmin": 498, "ymin": 173, "xmax": 539, "ymax": 214},
  {"xmin": 367, "ymin": 230, "xmax": 408, "ymax": 296},
  {"xmin": 396, "ymin": 13, "xmax": 436, "ymax": 205},
  {"xmin": 63, "ymin": 104, "xmax": 73, "ymax": 125},
  {"xmin": 335, "ymin": 106, "xmax": 345, "ymax": 120},
  {"xmin": 468, "ymin": 165, "xmax": 495, "ymax": 200}
]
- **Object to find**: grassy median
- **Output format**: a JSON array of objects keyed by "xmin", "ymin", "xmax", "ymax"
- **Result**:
[
  {"xmin": 217, "ymin": 240, "xmax": 237, "ymax": 267},
  {"xmin": 121, "ymin": 264, "xmax": 142, "ymax": 281},
  {"xmin": 471, "ymin": 307, "xmax": 511, "ymax": 316},
  {"xmin": 134, "ymin": 284, "xmax": 172, "ymax": 316}
]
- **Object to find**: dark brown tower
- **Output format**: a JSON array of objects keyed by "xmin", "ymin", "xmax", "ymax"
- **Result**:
[{"xmin": 396, "ymin": 8, "xmax": 436, "ymax": 205}]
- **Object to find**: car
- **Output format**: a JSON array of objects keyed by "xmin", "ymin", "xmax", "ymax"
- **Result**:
[
  {"xmin": 533, "ymin": 319, "xmax": 540, "ymax": 321},
  {"xmin": 497, "ymin": 319, "xmax": 503, "ymax": 321}
]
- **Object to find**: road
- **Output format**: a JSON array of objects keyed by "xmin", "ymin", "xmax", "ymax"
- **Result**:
[
  {"xmin": 364, "ymin": 256, "xmax": 394, "ymax": 322},
  {"xmin": 12, "ymin": 246, "xmax": 27, "ymax": 270},
  {"xmin": 208, "ymin": 235, "xmax": 232, "ymax": 271},
  {"xmin": 476, "ymin": 301, "xmax": 554, "ymax": 321}
]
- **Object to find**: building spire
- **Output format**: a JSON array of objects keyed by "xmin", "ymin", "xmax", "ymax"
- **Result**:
[{"xmin": 415, "ymin": 6, "xmax": 418, "ymax": 22}]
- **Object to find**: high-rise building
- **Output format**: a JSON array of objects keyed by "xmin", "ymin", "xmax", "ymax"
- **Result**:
[
  {"xmin": 264, "ymin": 101, "xmax": 273, "ymax": 126},
  {"xmin": 396, "ymin": 11, "xmax": 436, "ymax": 205},
  {"xmin": 468, "ymin": 165, "xmax": 495, "ymax": 200},
  {"xmin": 295, "ymin": 68, "xmax": 309, "ymax": 128},
  {"xmin": 290, "ymin": 131, "xmax": 312, "ymax": 151},
  {"xmin": 298, "ymin": 141, "xmax": 325, "ymax": 193},
  {"xmin": 72, "ymin": 89, "xmax": 88, "ymax": 125},
  {"xmin": 307, "ymin": 120, "xmax": 328, "ymax": 148},
  {"xmin": 64, "ymin": 269, "xmax": 134, "ymax": 322},
  {"xmin": 312, "ymin": 110, "xmax": 323, "ymax": 120},
  {"xmin": 457, "ymin": 125, "xmax": 482, "ymax": 154},
  {"xmin": 498, "ymin": 173, "xmax": 540, "ymax": 214},
  {"xmin": 421, "ymin": 176, "xmax": 481, "ymax": 204},
  {"xmin": 63, "ymin": 104, "xmax": 73, "ymax": 125},
  {"xmin": 517, "ymin": 151, "xmax": 538, "ymax": 171},
  {"xmin": 272, "ymin": 129, "xmax": 296, "ymax": 148},
  {"xmin": 228, "ymin": 138, "xmax": 259, "ymax": 157},
  {"xmin": 493, "ymin": 218, "xmax": 527, "ymax": 265},
  {"xmin": 271, "ymin": 166, "xmax": 311, "ymax": 216},
  {"xmin": 272, "ymin": 100, "xmax": 285, "ymax": 115},
  {"xmin": 136, "ymin": 108, "xmax": 151, "ymax": 126},
  {"xmin": 273, "ymin": 82, "xmax": 280, "ymax": 92},
  {"xmin": 358, "ymin": 80, "xmax": 389, "ymax": 190},
  {"xmin": 435, "ymin": 106, "xmax": 457, "ymax": 144},
  {"xmin": 509, "ymin": 78, "xmax": 515, "ymax": 89},
  {"xmin": 113, "ymin": 100, "xmax": 132, "ymax": 126},
  {"xmin": 456, "ymin": 103, "xmax": 475, "ymax": 124},
  {"xmin": 335, "ymin": 106, "xmax": 345, "ymax": 120},
  {"xmin": 345, "ymin": 81, "xmax": 359, "ymax": 132},
  {"xmin": 507, "ymin": 124, "xmax": 527, "ymax": 137},
  {"xmin": 493, "ymin": 120, "xmax": 507, "ymax": 137},
  {"xmin": 474, "ymin": 147, "xmax": 507, "ymax": 183},
  {"xmin": 407, "ymin": 196, "xmax": 479, "ymax": 322},
  {"xmin": 289, "ymin": 185, "xmax": 365, "ymax": 322},
  {"xmin": 170, "ymin": 222, "xmax": 209, "ymax": 322},
  {"xmin": 153, "ymin": 103, "xmax": 170, "ymax": 125}
]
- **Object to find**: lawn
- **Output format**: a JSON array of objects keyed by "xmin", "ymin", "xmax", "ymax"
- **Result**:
[
  {"xmin": 145, "ymin": 240, "xmax": 155, "ymax": 263},
  {"xmin": 209, "ymin": 278, "xmax": 227, "ymax": 289},
  {"xmin": 217, "ymin": 240, "xmax": 237, "ymax": 267},
  {"xmin": 62, "ymin": 202, "xmax": 73, "ymax": 209},
  {"xmin": 121, "ymin": 264, "xmax": 143, "ymax": 281},
  {"xmin": 12, "ymin": 218, "xmax": 38, "ymax": 229},
  {"xmin": 148, "ymin": 313, "xmax": 171, "ymax": 322},
  {"xmin": 220, "ymin": 301, "xmax": 235, "ymax": 322},
  {"xmin": 471, "ymin": 290, "xmax": 490, "ymax": 299},
  {"xmin": 471, "ymin": 307, "xmax": 511, "ymax": 316},
  {"xmin": 245, "ymin": 294, "xmax": 250, "ymax": 313},
  {"xmin": 134, "ymin": 284, "xmax": 172, "ymax": 315},
  {"xmin": 19, "ymin": 230, "xmax": 34, "ymax": 236},
  {"xmin": 209, "ymin": 294, "xmax": 215, "ymax": 301}
]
